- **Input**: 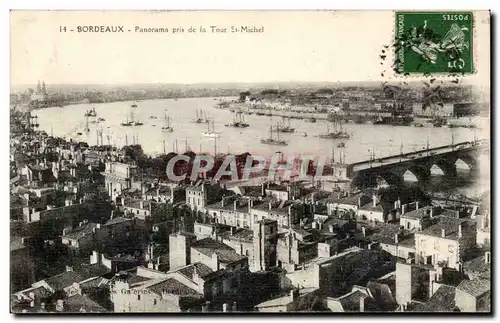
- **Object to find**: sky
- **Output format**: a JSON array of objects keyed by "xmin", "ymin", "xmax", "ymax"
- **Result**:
[{"xmin": 10, "ymin": 10, "xmax": 490, "ymax": 86}]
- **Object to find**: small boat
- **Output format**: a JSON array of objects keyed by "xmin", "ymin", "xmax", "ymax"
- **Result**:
[
  {"xmin": 275, "ymin": 117, "xmax": 295, "ymax": 133},
  {"xmin": 304, "ymin": 133, "xmax": 308, "ymax": 137},
  {"xmin": 202, "ymin": 121, "xmax": 220, "ymax": 138},
  {"xmin": 84, "ymin": 107, "xmax": 97, "ymax": 117},
  {"xmin": 318, "ymin": 118, "xmax": 351, "ymax": 139},
  {"xmin": 131, "ymin": 102, "xmax": 138, "ymax": 108},
  {"xmin": 161, "ymin": 110, "xmax": 174, "ymax": 132},
  {"xmin": 193, "ymin": 109, "xmax": 209, "ymax": 124},
  {"xmin": 133, "ymin": 121, "xmax": 144, "ymax": 126},
  {"xmin": 337, "ymin": 142, "xmax": 346, "ymax": 148},
  {"xmin": 97, "ymin": 117, "xmax": 106, "ymax": 122},
  {"xmin": 261, "ymin": 125, "xmax": 288, "ymax": 146},
  {"xmin": 305, "ymin": 117, "xmax": 317, "ymax": 123},
  {"xmin": 150, "ymin": 116, "xmax": 158, "ymax": 119},
  {"xmin": 225, "ymin": 111, "xmax": 250, "ymax": 128},
  {"xmin": 76, "ymin": 132, "xmax": 82, "ymax": 136}
]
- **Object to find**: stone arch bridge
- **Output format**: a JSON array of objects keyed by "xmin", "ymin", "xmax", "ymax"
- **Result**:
[{"xmin": 341, "ymin": 140, "xmax": 489, "ymax": 188}]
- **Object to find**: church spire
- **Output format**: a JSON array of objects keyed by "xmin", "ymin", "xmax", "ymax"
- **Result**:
[
  {"xmin": 41, "ymin": 81, "xmax": 46, "ymax": 94},
  {"xmin": 37, "ymin": 80, "xmax": 41, "ymax": 93}
]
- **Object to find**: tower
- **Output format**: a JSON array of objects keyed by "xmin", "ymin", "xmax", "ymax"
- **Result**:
[
  {"xmin": 41, "ymin": 81, "xmax": 46, "ymax": 94},
  {"xmin": 36, "ymin": 80, "xmax": 41, "ymax": 93},
  {"xmin": 169, "ymin": 232, "xmax": 196, "ymax": 271},
  {"xmin": 252, "ymin": 219, "xmax": 278, "ymax": 271}
]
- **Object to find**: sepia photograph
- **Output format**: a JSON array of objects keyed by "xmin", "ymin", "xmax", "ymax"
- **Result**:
[{"xmin": 9, "ymin": 10, "xmax": 491, "ymax": 314}]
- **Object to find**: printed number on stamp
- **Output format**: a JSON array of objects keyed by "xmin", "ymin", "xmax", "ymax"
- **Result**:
[{"xmin": 394, "ymin": 12, "xmax": 474, "ymax": 75}]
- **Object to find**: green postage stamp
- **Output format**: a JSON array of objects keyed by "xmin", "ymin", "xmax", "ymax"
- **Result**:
[{"xmin": 394, "ymin": 12, "xmax": 474, "ymax": 74}]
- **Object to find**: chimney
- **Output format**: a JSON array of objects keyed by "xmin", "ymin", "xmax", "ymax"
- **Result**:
[
  {"xmin": 233, "ymin": 200, "xmax": 237, "ymax": 211},
  {"xmin": 110, "ymin": 210, "xmax": 115, "ymax": 220},
  {"xmin": 358, "ymin": 196, "xmax": 362, "ymax": 208},
  {"xmin": 485, "ymin": 251, "xmax": 491, "ymax": 264},
  {"xmin": 230, "ymin": 226, "xmax": 234, "ymax": 236},
  {"xmin": 221, "ymin": 196, "xmax": 225, "ymax": 207},
  {"xmin": 359, "ymin": 296, "xmax": 366, "ymax": 312},
  {"xmin": 361, "ymin": 226, "xmax": 366, "ymax": 237},
  {"xmin": 430, "ymin": 207, "xmax": 433, "ymax": 218},
  {"xmin": 372, "ymin": 194, "xmax": 377, "ymax": 207},
  {"xmin": 222, "ymin": 303, "xmax": 229, "ymax": 312},
  {"xmin": 30, "ymin": 301, "xmax": 35, "ymax": 308},
  {"xmin": 415, "ymin": 201, "xmax": 419, "ymax": 210},
  {"xmin": 441, "ymin": 228, "xmax": 446, "ymax": 238},
  {"xmin": 56, "ymin": 299, "xmax": 65, "ymax": 312},
  {"xmin": 66, "ymin": 265, "xmax": 73, "ymax": 272},
  {"xmin": 394, "ymin": 233, "xmax": 399, "ymax": 244},
  {"xmin": 261, "ymin": 183, "xmax": 265, "ymax": 196},
  {"xmin": 96, "ymin": 223, "xmax": 101, "ymax": 229},
  {"xmin": 248, "ymin": 199, "xmax": 253, "ymax": 212},
  {"xmin": 312, "ymin": 221, "xmax": 318, "ymax": 229},
  {"xmin": 329, "ymin": 225, "xmax": 334, "ymax": 233},
  {"xmin": 290, "ymin": 289, "xmax": 299, "ymax": 302},
  {"xmin": 458, "ymin": 224, "xmax": 462, "ymax": 238},
  {"xmin": 401, "ymin": 204, "xmax": 406, "ymax": 215},
  {"xmin": 268, "ymin": 202, "xmax": 272, "ymax": 210}
]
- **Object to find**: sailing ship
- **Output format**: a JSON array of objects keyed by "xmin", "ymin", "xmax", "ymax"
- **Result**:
[
  {"xmin": 261, "ymin": 125, "xmax": 288, "ymax": 146},
  {"xmin": 202, "ymin": 121, "xmax": 220, "ymax": 138},
  {"xmin": 84, "ymin": 107, "xmax": 97, "ymax": 117},
  {"xmin": 225, "ymin": 111, "xmax": 249, "ymax": 128},
  {"xmin": 275, "ymin": 117, "xmax": 295, "ymax": 133},
  {"xmin": 161, "ymin": 110, "xmax": 174, "ymax": 132},
  {"xmin": 193, "ymin": 109, "xmax": 209, "ymax": 124},
  {"xmin": 318, "ymin": 116, "xmax": 350, "ymax": 139},
  {"xmin": 121, "ymin": 106, "xmax": 143, "ymax": 126}
]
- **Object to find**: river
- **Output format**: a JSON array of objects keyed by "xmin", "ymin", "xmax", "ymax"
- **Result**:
[{"xmin": 33, "ymin": 97, "xmax": 490, "ymax": 196}]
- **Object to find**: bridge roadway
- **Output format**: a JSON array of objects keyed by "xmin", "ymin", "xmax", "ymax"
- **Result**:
[{"xmin": 349, "ymin": 139, "xmax": 488, "ymax": 173}]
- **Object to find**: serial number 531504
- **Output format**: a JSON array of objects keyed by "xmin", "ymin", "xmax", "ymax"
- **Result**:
[{"xmin": 442, "ymin": 14, "xmax": 469, "ymax": 21}]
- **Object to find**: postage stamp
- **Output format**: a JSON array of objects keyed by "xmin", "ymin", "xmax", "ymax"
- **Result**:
[{"xmin": 394, "ymin": 12, "xmax": 474, "ymax": 75}]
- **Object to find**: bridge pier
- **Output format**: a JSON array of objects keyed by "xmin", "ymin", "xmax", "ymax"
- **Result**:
[{"xmin": 436, "ymin": 161, "xmax": 457, "ymax": 178}]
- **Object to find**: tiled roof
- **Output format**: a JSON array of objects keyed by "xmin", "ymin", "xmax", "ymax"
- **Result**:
[
  {"xmin": 147, "ymin": 278, "xmax": 202, "ymax": 297},
  {"xmin": 64, "ymin": 294, "xmax": 109, "ymax": 313},
  {"xmin": 419, "ymin": 217, "xmax": 474, "ymax": 240},
  {"xmin": 62, "ymin": 223, "xmax": 99, "ymax": 240},
  {"xmin": 401, "ymin": 206, "xmax": 433, "ymax": 219},
  {"xmin": 463, "ymin": 255, "xmax": 491, "ymax": 274},
  {"xmin": 323, "ymin": 193, "xmax": 367, "ymax": 207},
  {"xmin": 334, "ymin": 290, "xmax": 379, "ymax": 312},
  {"xmin": 192, "ymin": 238, "xmax": 246, "ymax": 265},
  {"xmin": 43, "ymin": 264, "xmax": 110, "ymax": 291},
  {"xmin": 104, "ymin": 217, "xmax": 133, "ymax": 226},
  {"xmin": 177, "ymin": 262, "xmax": 214, "ymax": 280},
  {"xmin": 412, "ymin": 285, "xmax": 457, "ymax": 312},
  {"xmin": 255, "ymin": 288, "xmax": 317, "ymax": 308},
  {"xmin": 457, "ymin": 278, "xmax": 490, "ymax": 297}
]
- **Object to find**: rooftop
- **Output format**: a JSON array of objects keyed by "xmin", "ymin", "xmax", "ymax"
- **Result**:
[
  {"xmin": 192, "ymin": 238, "xmax": 247, "ymax": 265},
  {"xmin": 401, "ymin": 206, "xmax": 433, "ymax": 220},
  {"xmin": 412, "ymin": 285, "xmax": 457, "ymax": 312},
  {"xmin": 147, "ymin": 278, "xmax": 202, "ymax": 297},
  {"xmin": 62, "ymin": 223, "xmax": 99, "ymax": 240},
  {"xmin": 418, "ymin": 217, "xmax": 474, "ymax": 240},
  {"xmin": 457, "ymin": 278, "xmax": 490, "ymax": 297},
  {"xmin": 43, "ymin": 264, "xmax": 111, "ymax": 291},
  {"xmin": 64, "ymin": 294, "xmax": 109, "ymax": 313}
]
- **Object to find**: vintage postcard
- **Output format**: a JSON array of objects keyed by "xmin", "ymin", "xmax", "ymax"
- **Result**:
[{"xmin": 10, "ymin": 10, "xmax": 491, "ymax": 314}]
